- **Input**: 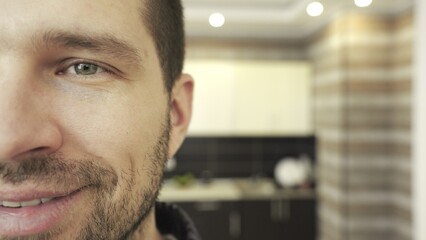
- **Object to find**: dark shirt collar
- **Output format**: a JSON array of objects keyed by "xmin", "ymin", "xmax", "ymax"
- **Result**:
[{"xmin": 155, "ymin": 202, "xmax": 202, "ymax": 240}]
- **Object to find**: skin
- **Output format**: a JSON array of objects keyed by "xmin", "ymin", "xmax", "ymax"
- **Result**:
[{"xmin": 0, "ymin": 0, "xmax": 193, "ymax": 239}]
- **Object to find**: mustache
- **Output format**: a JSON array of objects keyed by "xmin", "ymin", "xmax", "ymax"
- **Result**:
[{"xmin": 0, "ymin": 154, "xmax": 118, "ymax": 190}]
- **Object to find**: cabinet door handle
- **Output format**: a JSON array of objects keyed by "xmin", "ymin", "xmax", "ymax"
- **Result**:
[
  {"xmin": 229, "ymin": 211, "xmax": 241, "ymax": 239},
  {"xmin": 282, "ymin": 200, "xmax": 290, "ymax": 221},
  {"xmin": 270, "ymin": 200, "xmax": 279, "ymax": 221},
  {"xmin": 271, "ymin": 200, "xmax": 290, "ymax": 221}
]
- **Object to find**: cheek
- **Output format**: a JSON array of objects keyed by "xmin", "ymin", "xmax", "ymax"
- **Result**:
[{"xmin": 53, "ymin": 86, "xmax": 168, "ymax": 172}]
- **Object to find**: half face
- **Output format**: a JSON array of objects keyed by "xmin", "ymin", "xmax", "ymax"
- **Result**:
[{"xmin": 0, "ymin": 0, "xmax": 185, "ymax": 239}]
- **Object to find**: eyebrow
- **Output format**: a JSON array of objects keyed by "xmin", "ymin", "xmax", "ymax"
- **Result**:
[{"xmin": 33, "ymin": 29, "xmax": 143, "ymax": 67}]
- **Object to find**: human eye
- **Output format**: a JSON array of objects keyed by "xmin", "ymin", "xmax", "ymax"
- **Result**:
[
  {"xmin": 63, "ymin": 62, "xmax": 107, "ymax": 76},
  {"xmin": 56, "ymin": 58, "xmax": 119, "ymax": 78},
  {"xmin": 54, "ymin": 58, "xmax": 125, "ymax": 84}
]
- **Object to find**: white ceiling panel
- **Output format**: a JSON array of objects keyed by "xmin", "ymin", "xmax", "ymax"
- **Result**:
[{"xmin": 183, "ymin": 0, "xmax": 414, "ymax": 40}]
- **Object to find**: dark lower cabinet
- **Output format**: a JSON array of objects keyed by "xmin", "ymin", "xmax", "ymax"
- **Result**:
[
  {"xmin": 287, "ymin": 199, "xmax": 316, "ymax": 239},
  {"xmin": 175, "ymin": 199, "xmax": 316, "ymax": 240},
  {"xmin": 241, "ymin": 200, "xmax": 290, "ymax": 240},
  {"xmin": 241, "ymin": 199, "xmax": 316, "ymax": 240},
  {"xmin": 177, "ymin": 201, "xmax": 241, "ymax": 240}
]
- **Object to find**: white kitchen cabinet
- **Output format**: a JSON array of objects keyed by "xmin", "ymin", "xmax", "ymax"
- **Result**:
[
  {"xmin": 184, "ymin": 60, "xmax": 236, "ymax": 134},
  {"xmin": 184, "ymin": 59, "xmax": 312, "ymax": 136}
]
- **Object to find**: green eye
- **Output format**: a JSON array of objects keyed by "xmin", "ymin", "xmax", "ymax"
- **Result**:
[{"xmin": 74, "ymin": 63, "xmax": 99, "ymax": 75}]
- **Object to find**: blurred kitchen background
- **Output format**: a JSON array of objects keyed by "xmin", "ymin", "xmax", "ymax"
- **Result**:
[{"xmin": 158, "ymin": 0, "xmax": 416, "ymax": 239}]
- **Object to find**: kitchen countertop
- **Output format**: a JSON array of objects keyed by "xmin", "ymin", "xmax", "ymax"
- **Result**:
[{"xmin": 158, "ymin": 178, "xmax": 316, "ymax": 202}]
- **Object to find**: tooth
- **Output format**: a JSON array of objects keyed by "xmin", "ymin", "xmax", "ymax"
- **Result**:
[
  {"xmin": 3, "ymin": 201, "xmax": 21, "ymax": 208},
  {"xmin": 21, "ymin": 199, "xmax": 41, "ymax": 207},
  {"xmin": 0, "ymin": 197, "xmax": 55, "ymax": 208},
  {"xmin": 41, "ymin": 198, "xmax": 53, "ymax": 203}
]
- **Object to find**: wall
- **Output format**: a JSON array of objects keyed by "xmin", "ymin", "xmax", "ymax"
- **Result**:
[
  {"xmin": 309, "ymin": 10, "xmax": 412, "ymax": 240},
  {"xmin": 413, "ymin": 0, "xmax": 426, "ymax": 239},
  {"xmin": 390, "ymin": 10, "xmax": 413, "ymax": 240},
  {"xmin": 168, "ymin": 136, "xmax": 316, "ymax": 179}
]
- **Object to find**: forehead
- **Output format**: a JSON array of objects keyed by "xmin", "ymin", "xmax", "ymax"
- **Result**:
[{"xmin": 0, "ymin": 0, "xmax": 148, "ymax": 49}]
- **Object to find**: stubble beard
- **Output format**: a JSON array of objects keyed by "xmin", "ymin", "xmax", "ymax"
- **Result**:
[{"xmin": 0, "ymin": 121, "xmax": 171, "ymax": 240}]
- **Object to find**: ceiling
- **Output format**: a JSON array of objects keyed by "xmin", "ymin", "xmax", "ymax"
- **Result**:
[{"xmin": 182, "ymin": 0, "xmax": 414, "ymax": 41}]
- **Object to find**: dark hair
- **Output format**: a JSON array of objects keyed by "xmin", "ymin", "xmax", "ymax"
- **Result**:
[{"xmin": 142, "ymin": 0, "xmax": 185, "ymax": 94}]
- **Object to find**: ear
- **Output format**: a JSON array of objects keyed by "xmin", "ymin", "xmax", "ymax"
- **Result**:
[{"xmin": 168, "ymin": 74, "xmax": 194, "ymax": 158}]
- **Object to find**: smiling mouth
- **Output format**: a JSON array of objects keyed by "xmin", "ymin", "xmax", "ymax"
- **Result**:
[
  {"xmin": 0, "ymin": 187, "xmax": 85, "ymax": 208},
  {"xmin": 0, "ymin": 187, "xmax": 88, "ymax": 237},
  {"xmin": 0, "ymin": 187, "xmax": 87, "ymax": 209}
]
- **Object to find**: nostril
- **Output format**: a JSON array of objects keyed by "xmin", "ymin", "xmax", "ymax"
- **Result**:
[
  {"xmin": 5, "ymin": 146, "xmax": 52, "ymax": 162},
  {"xmin": 0, "ymin": 121, "xmax": 63, "ymax": 161},
  {"xmin": 32, "ymin": 147, "xmax": 49, "ymax": 153}
]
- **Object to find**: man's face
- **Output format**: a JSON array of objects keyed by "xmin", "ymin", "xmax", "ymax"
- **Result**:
[{"xmin": 0, "ymin": 0, "xmax": 191, "ymax": 239}]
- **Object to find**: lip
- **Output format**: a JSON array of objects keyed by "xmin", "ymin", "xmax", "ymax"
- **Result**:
[{"xmin": 0, "ymin": 187, "xmax": 86, "ymax": 237}]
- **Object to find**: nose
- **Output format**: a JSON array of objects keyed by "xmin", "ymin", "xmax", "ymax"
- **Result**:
[{"xmin": 0, "ymin": 73, "xmax": 62, "ymax": 161}]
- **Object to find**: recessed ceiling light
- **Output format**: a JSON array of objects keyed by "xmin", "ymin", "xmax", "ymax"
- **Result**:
[
  {"xmin": 209, "ymin": 13, "xmax": 225, "ymax": 28},
  {"xmin": 354, "ymin": 0, "xmax": 373, "ymax": 7},
  {"xmin": 306, "ymin": 2, "xmax": 324, "ymax": 17}
]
